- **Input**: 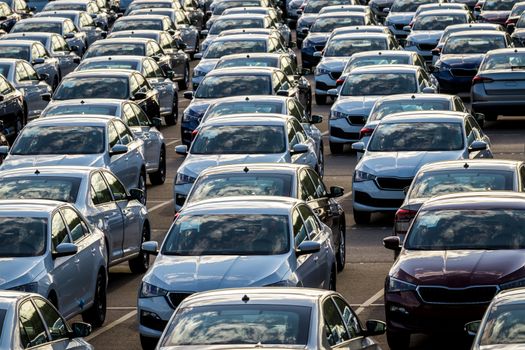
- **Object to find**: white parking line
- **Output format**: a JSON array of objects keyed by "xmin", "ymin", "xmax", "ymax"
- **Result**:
[
  {"xmin": 335, "ymin": 191, "xmax": 352, "ymax": 203},
  {"xmin": 85, "ymin": 310, "xmax": 137, "ymax": 341},
  {"xmin": 166, "ymin": 139, "xmax": 180, "ymax": 146},
  {"xmin": 322, "ymin": 130, "xmax": 328, "ymax": 136},
  {"xmin": 148, "ymin": 199, "xmax": 174, "ymax": 213},
  {"xmin": 355, "ymin": 289, "xmax": 384, "ymax": 315}
]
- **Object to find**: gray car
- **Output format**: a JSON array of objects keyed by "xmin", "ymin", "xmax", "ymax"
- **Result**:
[
  {"xmin": 351, "ymin": 111, "xmax": 492, "ymax": 224},
  {"xmin": 0, "ymin": 115, "xmax": 148, "ymax": 198},
  {"xmin": 0, "ymin": 291, "xmax": 94, "ymax": 349},
  {"xmin": 138, "ymin": 196, "xmax": 338, "ymax": 346},
  {"xmin": 384, "ymin": 0, "xmax": 441, "ymax": 43},
  {"xmin": 0, "ymin": 199, "xmax": 107, "ymax": 326},
  {"xmin": 41, "ymin": 0, "xmax": 111, "ymax": 30},
  {"xmin": 156, "ymin": 288, "xmax": 385, "ymax": 350},
  {"xmin": 0, "ymin": 166, "xmax": 151, "ymax": 272},
  {"xmin": 0, "ymin": 58, "xmax": 52, "ymax": 120}
]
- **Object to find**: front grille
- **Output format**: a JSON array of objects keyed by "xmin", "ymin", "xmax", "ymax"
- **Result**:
[
  {"xmin": 450, "ymin": 68, "xmax": 478, "ymax": 78},
  {"xmin": 347, "ymin": 115, "xmax": 365, "ymax": 125},
  {"xmin": 166, "ymin": 292, "xmax": 193, "ymax": 309},
  {"xmin": 329, "ymin": 71, "xmax": 342, "ymax": 80},
  {"xmin": 316, "ymin": 81, "xmax": 331, "ymax": 90},
  {"xmin": 330, "ymin": 126, "xmax": 359, "ymax": 140},
  {"xmin": 140, "ymin": 311, "xmax": 168, "ymax": 332},
  {"xmin": 354, "ymin": 191, "xmax": 404, "ymax": 208},
  {"xmin": 417, "ymin": 285, "xmax": 498, "ymax": 304},
  {"xmin": 375, "ymin": 177, "xmax": 413, "ymax": 190},
  {"xmin": 417, "ymin": 43, "xmax": 437, "ymax": 51},
  {"xmin": 394, "ymin": 23, "xmax": 405, "ymax": 30}
]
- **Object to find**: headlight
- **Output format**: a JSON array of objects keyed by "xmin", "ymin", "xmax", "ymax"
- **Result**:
[
  {"xmin": 140, "ymin": 282, "xmax": 168, "ymax": 298},
  {"xmin": 182, "ymin": 108, "xmax": 201, "ymax": 123},
  {"xmin": 330, "ymin": 110, "xmax": 348, "ymax": 120},
  {"xmin": 354, "ymin": 170, "xmax": 376, "ymax": 182},
  {"xmin": 500, "ymin": 277, "xmax": 525, "ymax": 290},
  {"xmin": 193, "ymin": 69, "xmax": 207, "ymax": 77},
  {"xmin": 316, "ymin": 66, "xmax": 330, "ymax": 75},
  {"xmin": 175, "ymin": 172, "xmax": 196, "ymax": 185},
  {"xmin": 405, "ymin": 39, "xmax": 415, "ymax": 47},
  {"xmin": 9, "ymin": 282, "xmax": 39, "ymax": 293},
  {"xmin": 302, "ymin": 38, "xmax": 313, "ymax": 47},
  {"xmin": 386, "ymin": 277, "xmax": 417, "ymax": 292},
  {"xmin": 433, "ymin": 62, "xmax": 448, "ymax": 72}
]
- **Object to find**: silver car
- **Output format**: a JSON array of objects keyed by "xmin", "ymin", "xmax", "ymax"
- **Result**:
[
  {"xmin": 156, "ymin": 288, "xmax": 385, "ymax": 350},
  {"xmin": 0, "ymin": 115, "xmax": 148, "ymax": 198},
  {"xmin": 384, "ymin": 0, "xmax": 442, "ymax": 42},
  {"xmin": 0, "ymin": 291, "xmax": 94, "ymax": 349},
  {"xmin": 0, "ymin": 166, "xmax": 151, "ymax": 272},
  {"xmin": 41, "ymin": 0, "xmax": 111, "ymax": 30},
  {"xmin": 138, "ymin": 196, "xmax": 338, "ymax": 346},
  {"xmin": 351, "ymin": 111, "xmax": 492, "ymax": 224},
  {"xmin": 0, "ymin": 58, "xmax": 52, "ymax": 119},
  {"xmin": 0, "ymin": 200, "xmax": 107, "ymax": 326},
  {"xmin": 174, "ymin": 114, "xmax": 320, "ymax": 210}
]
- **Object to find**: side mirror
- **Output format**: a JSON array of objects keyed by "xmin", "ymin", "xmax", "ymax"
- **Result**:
[
  {"xmin": 328, "ymin": 186, "xmax": 344, "ymax": 198},
  {"xmin": 151, "ymin": 117, "xmax": 162, "ymax": 128},
  {"xmin": 276, "ymin": 89, "xmax": 290, "ymax": 97},
  {"xmin": 53, "ymin": 242, "xmax": 78, "ymax": 258},
  {"xmin": 64, "ymin": 33, "xmax": 75, "ymax": 39},
  {"xmin": 141, "ymin": 241, "xmax": 159, "ymax": 255},
  {"xmin": 33, "ymin": 57, "xmax": 45, "ymax": 65},
  {"xmin": 200, "ymin": 29, "xmax": 208, "ymax": 37},
  {"xmin": 183, "ymin": 91, "xmax": 194, "ymax": 100},
  {"xmin": 383, "ymin": 7, "xmax": 390, "ymax": 13},
  {"xmin": 193, "ymin": 52, "xmax": 203, "ymax": 60},
  {"xmin": 474, "ymin": 113, "xmax": 485, "ymax": 128},
  {"xmin": 422, "ymin": 87, "xmax": 435, "ymax": 94},
  {"xmin": 403, "ymin": 25, "xmax": 411, "ymax": 31},
  {"xmin": 301, "ymin": 27, "xmax": 309, "ymax": 34},
  {"xmin": 41, "ymin": 93, "xmax": 51, "ymax": 101},
  {"xmin": 133, "ymin": 91, "xmax": 147, "ymax": 100},
  {"xmin": 128, "ymin": 188, "xmax": 145, "ymax": 202},
  {"xmin": 351, "ymin": 141, "xmax": 365, "ymax": 152},
  {"xmin": 71, "ymin": 322, "xmax": 92, "ymax": 338},
  {"xmin": 310, "ymin": 114, "xmax": 322, "ymax": 124},
  {"xmin": 313, "ymin": 51, "xmax": 322, "ymax": 57},
  {"xmin": 70, "ymin": 45, "xmax": 79, "ymax": 52},
  {"xmin": 178, "ymin": 42, "xmax": 187, "ymax": 50},
  {"xmin": 465, "ymin": 321, "xmax": 481, "ymax": 337},
  {"xmin": 295, "ymin": 240, "xmax": 320, "ymax": 256},
  {"xmin": 0, "ymin": 145, "xmax": 9, "ymax": 155},
  {"xmin": 431, "ymin": 48, "xmax": 440, "ymax": 56},
  {"xmin": 364, "ymin": 320, "xmax": 386, "ymax": 336},
  {"xmin": 327, "ymin": 88, "xmax": 338, "ymax": 96},
  {"xmin": 38, "ymin": 73, "xmax": 49, "ymax": 81},
  {"xmin": 109, "ymin": 144, "xmax": 128, "ymax": 156},
  {"xmin": 383, "ymin": 236, "xmax": 401, "ymax": 251},
  {"xmin": 290, "ymin": 143, "xmax": 308, "ymax": 154},
  {"xmin": 468, "ymin": 140, "xmax": 487, "ymax": 152},
  {"xmin": 175, "ymin": 144, "xmax": 188, "ymax": 155},
  {"xmin": 95, "ymin": 21, "xmax": 104, "ymax": 28},
  {"xmin": 73, "ymin": 57, "xmax": 81, "ymax": 64},
  {"xmin": 168, "ymin": 28, "xmax": 176, "ymax": 35}
]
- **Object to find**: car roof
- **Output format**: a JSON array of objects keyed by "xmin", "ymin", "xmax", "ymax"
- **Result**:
[
  {"xmin": 45, "ymin": 98, "xmax": 125, "ymax": 106},
  {"xmin": 207, "ymin": 66, "xmax": 278, "ymax": 76},
  {"xmin": 0, "ymin": 199, "xmax": 66, "ymax": 214},
  {"xmin": 80, "ymin": 55, "xmax": 147, "ymax": 63},
  {"xmin": 416, "ymin": 9, "xmax": 469, "ymax": 16},
  {"xmin": 381, "ymin": 111, "xmax": 468, "ymax": 123},
  {"xmin": 0, "ymin": 59, "xmax": 19, "ymax": 66},
  {"xmin": 218, "ymin": 52, "xmax": 284, "ymax": 60},
  {"xmin": 29, "ymin": 114, "xmax": 115, "ymax": 126},
  {"xmin": 448, "ymin": 30, "xmax": 507, "ymax": 38},
  {"xmin": 91, "ymin": 37, "xmax": 152, "ymax": 45},
  {"xmin": 446, "ymin": 23, "xmax": 503, "ymax": 31},
  {"xmin": 63, "ymin": 69, "xmax": 136, "ymax": 78},
  {"xmin": 181, "ymin": 196, "xmax": 303, "ymax": 215},
  {"xmin": 198, "ymin": 163, "xmax": 306, "ymax": 177},
  {"xmin": 417, "ymin": 159, "xmax": 521, "ymax": 173},
  {"xmin": 35, "ymin": 9, "xmax": 83, "ymax": 15},
  {"xmin": 331, "ymin": 32, "xmax": 391, "ymax": 39},
  {"xmin": 17, "ymin": 17, "xmax": 68, "ymax": 23},
  {"xmin": 116, "ymin": 14, "xmax": 168, "ymax": 20},
  {"xmin": 108, "ymin": 29, "xmax": 163, "ymax": 36},
  {"xmin": 375, "ymin": 93, "xmax": 455, "ymax": 103},
  {"xmin": 214, "ymin": 13, "xmax": 267, "ymax": 19},
  {"xmin": 0, "ymin": 40, "xmax": 37, "ymax": 47},
  {"xmin": 0, "ymin": 166, "xmax": 99, "ymax": 178},
  {"xmin": 350, "ymin": 64, "xmax": 419, "ymax": 73},
  {"xmin": 208, "ymin": 95, "xmax": 289, "ymax": 104},
  {"xmin": 351, "ymin": 50, "xmax": 414, "ymax": 58},
  {"xmin": 316, "ymin": 11, "xmax": 366, "ymax": 17},
  {"xmin": 2, "ymin": 32, "xmax": 55, "ymax": 39},
  {"xmin": 202, "ymin": 113, "xmax": 292, "ymax": 124},
  {"xmin": 0, "ymin": 291, "xmax": 36, "ymax": 308},
  {"xmin": 212, "ymin": 33, "xmax": 269, "ymax": 41},
  {"xmin": 493, "ymin": 288, "xmax": 525, "ymax": 305},
  {"xmin": 422, "ymin": 191, "xmax": 525, "ymax": 211}
]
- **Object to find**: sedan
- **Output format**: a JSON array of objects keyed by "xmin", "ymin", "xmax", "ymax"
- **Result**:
[
  {"xmin": 0, "ymin": 1, "xmax": 21, "ymax": 33},
  {"xmin": 0, "ymin": 73, "xmax": 25, "ymax": 141},
  {"xmin": 0, "ymin": 200, "xmax": 107, "ymax": 326},
  {"xmin": 351, "ymin": 111, "xmax": 492, "ymax": 224},
  {"xmin": 41, "ymin": 0, "xmax": 111, "ymax": 30},
  {"xmin": 511, "ymin": 12, "xmax": 525, "ymax": 46},
  {"xmin": 0, "ymin": 166, "xmax": 151, "ymax": 272},
  {"xmin": 478, "ymin": 0, "xmax": 516, "ymax": 25},
  {"xmin": 138, "ymin": 196, "xmax": 338, "ymax": 345},
  {"xmin": 110, "ymin": 14, "xmax": 175, "ymax": 35},
  {"xmin": 384, "ymin": 0, "xmax": 440, "ymax": 43},
  {"xmin": 155, "ymin": 288, "xmax": 386, "ymax": 350}
]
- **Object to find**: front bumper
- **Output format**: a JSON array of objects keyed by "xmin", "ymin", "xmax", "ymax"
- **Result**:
[
  {"xmin": 314, "ymin": 73, "xmax": 338, "ymax": 94},
  {"xmin": 352, "ymin": 180, "xmax": 405, "ymax": 212},
  {"xmin": 173, "ymin": 182, "xmax": 193, "ymax": 211},
  {"xmin": 433, "ymin": 69, "xmax": 474, "ymax": 93},
  {"xmin": 137, "ymin": 296, "xmax": 175, "ymax": 339},
  {"xmin": 328, "ymin": 117, "xmax": 363, "ymax": 144}
]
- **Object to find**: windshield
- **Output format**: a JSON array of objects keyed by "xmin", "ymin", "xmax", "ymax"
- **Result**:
[
  {"xmin": 161, "ymin": 304, "xmax": 310, "ymax": 346},
  {"xmin": 44, "ymin": 2, "xmax": 86, "ymax": 10},
  {"xmin": 0, "ymin": 217, "xmax": 47, "ymax": 257},
  {"xmin": 368, "ymin": 122, "xmax": 464, "ymax": 151},
  {"xmin": 443, "ymin": 36, "xmax": 506, "ymax": 54},
  {"xmin": 413, "ymin": 14, "xmax": 467, "ymax": 30},
  {"xmin": 480, "ymin": 304, "xmax": 525, "ymax": 345},
  {"xmin": 341, "ymin": 72, "xmax": 417, "ymax": 96},
  {"xmin": 0, "ymin": 176, "xmax": 82, "ymax": 202},
  {"xmin": 484, "ymin": 0, "xmax": 516, "ymax": 11},
  {"xmin": 205, "ymin": 101, "xmax": 282, "ymax": 118},
  {"xmin": 213, "ymin": 1, "xmax": 259, "ymax": 14},
  {"xmin": 410, "ymin": 170, "xmax": 514, "ymax": 199},
  {"xmin": 310, "ymin": 16, "xmax": 365, "ymax": 32},
  {"xmin": 38, "ymin": 13, "xmax": 77, "ymax": 22},
  {"xmin": 511, "ymin": 2, "xmax": 525, "ymax": 15},
  {"xmin": 209, "ymin": 18, "xmax": 264, "ymax": 35},
  {"xmin": 481, "ymin": 52, "xmax": 525, "ymax": 70},
  {"xmin": 0, "ymin": 46, "xmax": 30, "ymax": 61},
  {"xmin": 162, "ymin": 214, "xmax": 290, "ymax": 255},
  {"xmin": 325, "ymin": 38, "xmax": 387, "ymax": 57},
  {"xmin": 195, "ymin": 75, "xmax": 271, "ymax": 98},
  {"xmin": 53, "ymin": 77, "xmax": 129, "ymax": 100},
  {"xmin": 391, "ymin": 0, "xmax": 437, "ymax": 12},
  {"xmin": 406, "ymin": 209, "xmax": 525, "ymax": 250},
  {"xmin": 345, "ymin": 55, "xmax": 410, "ymax": 72},
  {"xmin": 369, "ymin": 100, "xmax": 451, "ymax": 120},
  {"xmin": 0, "ymin": 64, "xmax": 11, "ymax": 79},
  {"xmin": 216, "ymin": 57, "xmax": 278, "ymax": 69},
  {"xmin": 77, "ymin": 60, "xmax": 139, "ymax": 71},
  {"xmin": 12, "ymin": 22, "xmax": 62, "ymax": 34},
  {"xmin": 112, "ymin": 19, "xmax": 163, "ymax": 31},
  {"xmin": 304, "ymin": 0, "xmax": 349, "ymax": 13},
  {"xmin": 84, "ymin": 43, "xmax": 145, "ymax": 58},
  {"xmin": 189, "ymin": 173, "xmax": 293, "ymax": 203},
  {"xmin": 11, "ymin": 125, "xmax": 105, "ymax": 155},
  {"xmin": 44, "ymin": 104, "xmax": 118, "ymax": 117},
  {"xmin": 191, "ymin": 125, "xmax": 285, "ymax": 154},
  {"xmin": 204, "ymin": 40, "xmax": 267, "ymax": 58}
]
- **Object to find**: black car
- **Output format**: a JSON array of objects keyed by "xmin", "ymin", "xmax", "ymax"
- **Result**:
[
  {"xmin": 0, "ymin": 2, "xmax": 21, "ymax": 32},
  {"xmin": 3, "ymin": 0, "xmax": 35, "ymax": 18},
  {"xmin": 0, "ymin": 74, "xmax": 25, "ymax": 140}
]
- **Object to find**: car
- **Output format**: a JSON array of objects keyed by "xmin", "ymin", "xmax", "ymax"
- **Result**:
[
  {"xmin": 110, "ymin": 14, "xmax": 176, "ymax": 37},
  {"xmin": 41, "ymin": 0, "xmax": 112, "ymax": 30},
  {"xmin": 0, "ymin": 40, "xmax": 61, "ymax": 89},
  {"xmin": 206, "ymin": 0, "xmax": 269, "ymax": 28},
  {"xmin": 0, "ymin": 291, "xmax": 94, "ymax": 349},
  {"xmin": 11, "ymin": 17, "xmax": 88, "ymax": 55},
  {"xmin": 0, "ymin": 59, "xmax": 52, "ymax": 120},
  {"xmin": 184, "ymin": 163, "xmax": 346, "ymax": 269},
  {"xmin": 369, "ymin": 0, "xmax": 395, "ymax": 22},
  {"xmin": 124, "ymin": 0, "xmax": 181, "ymax": 16},
  {"xmin": 394, "ymin": 159, "xmax": 524, "ymax": 238},
  {"xmin": 505, "ymin": 0, "xmax": 525, "ymax": 27},
  {"xmin": 0, "ymin": 115, "xmax": 148, "ymax": 197},
  {"xmin": 510, "ymin": 12, "xmax": 525, "ymax": 45},
  {"xmin": 155, "ymin": 288, "xmax": 386, "ymax": 350},
  {"xmin": 300, "ymin": 12, "xmax": 373, "ymax": 68},
  {"xmin": 404, "ymin": 10, "xmax": 473, "ymax": 61},
  {"xmin": 138, "ymin": 196, "xmax": 338, "ymax": 346},
  {"xmin": 471, "ymin": 47, "xmax": 525, "ymax": 121},
  {"xmin": 33, "ymin": 10, "xmax": 107, "ymax": 46},
  {"xmin": 384, "ymin": 0, "xmax": 441, "ymax": 43},
  {"xmin": 50, "ymin": 69, "xmax": 163, "ymax": 123},
  {"xmin": 314, "ymin": 33, "xmax": 399, "ymax": 104},
  {"xmin": 75, "ymin": 56, "xmax": 179, "ymax": 125},
  {"xmin": 0, "ymin": 199, "xmax": 107, "ymax": 326},
  {"xmin": 319, "ymin": 4, "xmax": 371, "ymax": 15},
  {"xmin": 0, "ymin": 73, "xmax": 25, "ymax": 141},
  {"xmin": 412, "ymin": 2, "xmax": 469, "ymax": 18},
  {"xmin": 216, "ymin": 27, "xmax": 296, "ymax": 58},
  {"xmin": 0, "ymin": 1, "xmax": 21, "ymax": 33},
  {"xmin": 0, "ymin": 166, "xmax": 152, "ymax": 272},
  {"xmin": 432, "ymin": 30, "xmax": 512, "ymax": 93},
  {"xmin": 2, "ymin": 0, "xmax": 35, "ymax": 19},
  {"xmin": 350, "ymin": 111, "xmax": 492, "ymax": 224},
  {"xmin": 328, "ymin": 64, "xmax": 437, "ymax": 154},
  {"xmin": 382, "ymin": 191, "xmax": 525, "ymax": 349},
  {"xmin": 327, "ymin": 24, "xmax": 393, "ymax": 42},
  {"xmin": 479, "ymin": 0, "xmax": 517, "ymax": 25},
  {"xmin": 180, "ymin": 0, "xmax": 204, "ymax": 30},
  {"xmin": 182, "ymin": 67, "xmax": 310, "ymax": 145}
]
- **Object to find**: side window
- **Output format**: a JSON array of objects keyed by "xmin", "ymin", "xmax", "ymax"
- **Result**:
[
  {"xmin": 134, "ymin": 73, "xmax": 149, "ymax": 92},
  {"xmin": 298, "ymin": 204, "xmax": 319, "ymax": 237},
  {"xmin": 299, "ymin": 170, "xmax": 317, "ymax": 201},
  {"xmin": 108, "ymin": 122, "xmax": 120, "ymax": 147},
  {"xmin": 323, "ymin": 298, "xmax": 350, "ymax": 346},
  {"xmin": 277, "ymin": 70, "xmax": 290, "ymax": 90},
  {"xmin": 130, "ymin": 75, "xmax": 140, "ymax": 95},
  {"xmin": 36, "ymin": 44, "xmax": 48, "ymax": 58},
  {"xmin": 102, "ymin": 171, "xmax": 128, "ymax": 201},
  {"xmin": 16, "ymin": 63, "xmax": 29, "ymax": 82},
  {"xmin": 416, "ymin": 72, "xmax": 425, "ymax": 87},
  {"xmin": 82, "ymin": 13, "xmax": 95, "ymax": 27},
  {"xmin": 454, "ymin": 97, "xmax": 467, "ymax": 112},
  {"xmin": 23, "ymin": 62, "xmax": 39, "ymax": 80},
  {"xmin": 521, "ymin": 166, "xmax": 525, "ymax": 192},
  {"xmin": 150, "ymin": 60, "xmax": 164, "ymax": 77},
  {"xmin": 123, "ymin": 103, "xmax": 140, "ymax": 126},
  {"xmin": 292, "ymin": 208, "xmax": 308, "ymax": 246},
  {"xmin": 287, "ymin": 122, "xmax": 299, "ymax": 147},
  {"xmin": 51, "ymin": 213, "xmax": 70, "ymax": 250},
  {"xmin": 272, "ymin": 72, "xmax": 281, "ymax": 93},
  {"xmin": 56, "ymin": 36, "xmax": 69, "ymax": 52},
  {"xmin": 465, "ymin": 119, "xmax": 475, "ymax": 144},
  {"xmin": 31, "ymin": 45, "xmax": 40, "ymax": 60},
  {"xmin": 142, "ymin": 59, "xmax": 154, "ymax": 78},
  {"xmin": 415, "ymin": 55, "xmax": 425, "ymax": 69},
  {"xmin": 291, "ymin": 118, "xmax": 307, "ymax": 141},
  {"xmin": 130, "ymin": 103, "xmax": 151, "ymax": 126},
  {"xmin": 61, "ymin": 207, "xmax": 86, "ymax": 242},
  {"xmin": 307, "ymin": 169, "xmax": 327, "ymax": 198},
  {"xmin": 468, "ymin": 116, "xmax": 482, "ymax": 137},
  {"xmin": 160, "ymin": 34, "xmax": 172, "ymax": 50},
  {"xmin": 288, "ymin": 100, "xmax": 305, "ymax": 122},
  {"xmin": 280, "ymin": 56, "xmax": 294, "ymax": 76},
  {"xmin": 91, "ymin": 172, "xmax": 113, "ymax": 205},
  {"xmin": 332, "ymin": 297, "xmax": 362, "ymax": 339},
  {"xmin": 19, "ymin": 300, "xmax": 49, "ymax": 348},
  {"xmin": 150, "ymin": 41, "xmax": 162, "ymax": 55},
  {"xmin": 114, "ymin": 120, "xmax": 134, "ymax": 145}
]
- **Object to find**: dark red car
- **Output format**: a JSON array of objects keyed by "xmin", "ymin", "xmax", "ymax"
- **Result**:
[
  {"xmin": 383, "ymin": 191, "xmax": 525, "ymax": 350},
  {"xmin": 479, "ymin": 0, "xmax": 518, "ymax": 25}
]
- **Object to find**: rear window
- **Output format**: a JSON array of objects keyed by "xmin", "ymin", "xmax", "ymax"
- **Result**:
[
  {"xmin": 0, "ymin": 309, "xmax": 5, "ymax": 340},
  {"xmin": 480, "ymin": 52, "xmax": 525, "ymax": 71},
  {"xmin": 0, "ymin": 176, "xmax": 82, "ymax": 203}
]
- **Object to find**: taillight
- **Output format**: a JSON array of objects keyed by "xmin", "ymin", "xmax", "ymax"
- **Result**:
[
  {"xmin": 474, "ymin": 2, "xmax": 481, "ymax": 10},
  {"xmin": 394, "ymin": 209, "xmax": 417, "ymax": 235},
  {"xmin": 191, "ymin": 129, "xmax": 198, "ymax": 140},
  {"xmin": 506, "ymin": 18, "xmax": 517, "ymax": 25},
  {"xmin": 472, "ymin": 75, "xmax": 493, "ymax": 84},
  {"xmin": 431, "ymin": 47, "xmax": 441, "ymax": 55},
  {"xmin": 336, "ymin": 77, "xmax": 346, "ymax": 86},
  {"xmin": 359, "ymin": 127, "xmax": 374, "ymax": 139}
]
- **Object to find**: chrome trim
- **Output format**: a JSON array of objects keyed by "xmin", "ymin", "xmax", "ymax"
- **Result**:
[{"xmin": 416, "ymin": 284, "xmax": 499, "ymax": 305}]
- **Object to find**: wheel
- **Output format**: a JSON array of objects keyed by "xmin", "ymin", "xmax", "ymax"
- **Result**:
[
  {"xmin": 164, "ymin": 95, "xmax": 178, "ymax": 126},
  {"xmin": 387, "ymin": 330, "xmax": 411, "ymax": 350},
  {"xmin": 315, "ymin": 94, "xmax": 327, "ymax": 105},
  {"xmin": 138, "ymin": 170, "xmax": 147, "ymax": 205},
  {"xmin": 353, "ymin": 208, "xmax": 371, "ymax": 225},
  {"xmin": 82, "ymin": 271, "xmax": 107, "ymax": 327},
  {"xmin": 129, "ymin": 223, "xmax": 151, "ymax": 273},
  {"xmin": 140, "ymin": 334, "xmax": 158, "ymax": 350},
  {"xmin": 179, "ymin": 64, "xmax": 190, "ymax": 90},
  {"xmin": 336, "ymin": 222, "xmax": 346, "ymax": 272},
  {"xmin": 328, "ymin": 268, "xmax": 336, "ymax": 290},
  {"xmin": 149, "ymin": 147, "xmax": 166, "ymax": 185},
  {"xmin": 329, "ymin": 141, "xmax": 344, "ymax": 154}
]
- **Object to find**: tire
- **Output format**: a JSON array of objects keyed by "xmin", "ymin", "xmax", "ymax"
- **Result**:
[
  {"xmin": 164, "ymin": 95, "xmax": 178, "ymax": 126},
  {"xmin": 138, "ymin": 170, "xmax": 147, "ymax": 205},
  {"xmin": 328, "ymin": 268, "xmax": 336, "ymax": 291},
  {"xmin": 315, "ymin": 94, "xmax": 327, "ymax": 105},
  {"xmin": 353, "ymin": 208, "xmax": 371, "ymax": 225},
  {"xmin": 140, "ymin": 334, "xmax": 158, "ymax": 350},
  {"xmin": 129, "ymin": 223, "xmax": 151, "ymax": 273},
  {"xmin": 336, "ymin": 222, "xmax": 346, "ymax": 272},
  {"xmin": 179, "ymin": 65, "xmax": 190, "ymax": 90},
  {"xmin": 387, "ymin": 330, "xmax": 411, "ymax": 350},
  {"xmin": 82, "ymin": 271, "xmax": 107, "ymax": 328},
  {"xmin": 329, "ymin": 141, "xmax": 344, "ymax": 154},
  {"xmin": 149, "ymin": 147, "xmax": 166, "ymax": 185}
]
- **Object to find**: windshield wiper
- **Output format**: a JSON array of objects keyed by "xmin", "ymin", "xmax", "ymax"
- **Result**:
[{"xmin": 511, "ymin": 65, "xmax": 525, "ymax": 70}]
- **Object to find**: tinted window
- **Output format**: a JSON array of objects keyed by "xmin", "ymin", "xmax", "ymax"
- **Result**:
[
  {"xmin": 307, "ymin": 169, "xmax": 327, "ymax": 198},
  {"xmin": 91, "ymin": 172, "xmax": 113, "ymax": 204},
  {"xmin": 0, "ymin": 176, "xmax": 81, "ymax": 202},
  {"xmin": 77, "ymin": 60, "xmax": 139, "ymax": 71},
  {"xmin": 209, "ymin": 18, "xmax": 264, "ymax": 35},
  {"xmin": 292, "ymin": 208, "xmax": 308, "ymax": 246},
  {"xmin": 333, "ymin": 297, "xmax": 362, "ymax": 338},
  {"xmin": 195, "ymin": 75, "xmax": 271, "ymax": 98},
  {"xmin": 323, "ymin": 298, "xmax": 350, "ymax": 346},
  {"xmin": 102, "ymin": 171, "xmax": 127, "ymax": 200},
  {"xmin": 53, "ymin": 77, "xmax": 130, "ymax": 100},
  {"xmin": 310, "ymin": 16, "xmax": 365, "ymax": 32},
  {"xmin": 0, "ymin": 217, "xmax": 47, "ymax": 257},
  {"xmin": 300, "ymin": 170, "xmax": 317, "ymax": 201},
  {"xmin": 51, "ymin": 213, "xmax": 69, "ymax": 250},
  {"xmin": 443, "ymin": 36, "xmax": 506, "ymax": 54},
  {"xmin": 33, "ymin": 298, "xmax": 68, "ymax": 341},
  {"xmin": 480, "ymin": 52, "xmax": 525, "ymax": 70},
  {"xmin": 341, "ymin": 72, "xmax": 417, "ymax": 96},
  {"xmin": 44, "ymin": 104, "xmax": 118, "ymax": 117},
  {"xmin": 61, "ymin": 207, "xmax": 85, "ymax": 242},
  {"xmin": 368, "ymin": 100, "xmax": 452, "ymax": 121},
  {"xmin": 12, "ymin": 22, "xmax": 62, "ymax": 33},
  {"xmin": 19, "ymin": 300, "xmax": 48, "ymax": 348},
  {"xmin": 412, "ymin": 14, "xmax": 467, "ymax": 30}
]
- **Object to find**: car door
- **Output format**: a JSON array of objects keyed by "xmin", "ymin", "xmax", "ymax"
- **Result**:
[
  {"xmin": 0, "ymin": 75, "xmax": 22, "ymax": 135},
  {"xmin": 292, "ymin": 207, "xmax": 319, "ymax": 288},
  {"xmin": 80, "ymin": 12, "xmax": 102, "ymax": 46},
  {"xmin": 143, "ymin": 58, "xmax": 171, "ymax": 116},
  {"xmin": 18, "ymin": 299, "xmax": 52, "ymax": 349},
  {"xmin": 90, "ymin": 171, "xmax": 124, "ymax": 263},
  {"xmin": 50, "ymin": 35, "xmax": 79, "ymax": 77},
  {"xmin": 290, "ymin": 118, "xmax": 317, "ymax": 168},
  {"xmin": 125, "ymin": 103, "xmax": 158, "ymax": 170},
  {"xmin": 113, "ymin": 119, "xmax": 144, "ymax": 189},
  {"xmin": 132, "ymin": 72, "xmax": 159, "ymax": 119},
  {"xmin": 332, "ymin": 296, "xmax": 379, "ymax": 349},
  {"xmin": 107, "ymin": 120, "xmax": 128, "ymax": 186},
  {"xmin": 17, "ymin": 61, "xmax": 49, "ymax": 117}
]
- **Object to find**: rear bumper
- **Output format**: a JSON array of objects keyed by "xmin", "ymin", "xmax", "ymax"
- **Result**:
[{"xmin": 471, "ymin": 100, "xmax": 525, "ymax": 115}]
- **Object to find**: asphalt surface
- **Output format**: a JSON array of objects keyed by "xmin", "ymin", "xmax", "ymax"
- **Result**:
[{"xmin": 75, "ymin": 49, "xmax": 525, "ymax": 350}]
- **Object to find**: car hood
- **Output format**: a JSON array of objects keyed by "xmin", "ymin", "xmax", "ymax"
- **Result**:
[
  {"xmin": 386, "ymin": 12, "xmax": 415, "ymax": 24},
  {"xmin": 332, "ymin": 96, "xmax": 381, "ymax": 116},
  {"xmin": 145, "ymin": 254, "xmax": 291, "ymax": 290},
  {"xmin": 0, "ymin": 257, "xmax": 46, "ymax": 289},
  {"xmin": 407, "ymin": 30, "xmax": 443, "ymax": 42},
  {"xmin": 512, "ymin": 29, "xmax": 525, "ymax": 38},
  {"xmin": 358, "ymin": 150, "xmax": 466, "ymax": 177},
  {"xmin": 1, "ymin": 154, "xmax": 105, "ymax": 170},
  {"xmin": 297, "ymin": 14, "xmax": 317, "ymax": 27},
  {"xmin": 185, "ymin": 99, "xmax": 215, "ymax": 118},
  {"xmin": 194, "ymin": 59, "xmax": 219, "ymax": 73},
  {"xmin": 439, "ymin": 54, "xmax": 485, "ymax": 67},
  {"xmin": 305, "ymin": 32, "xmax": 329, "ymax": 44},
  {"xmin": 318, "ymin": 57, "xmax": 350, "ymax": 72},
  {"xmin": 393, "ymin": 250, "xmax": 525, "ymax": 287}
]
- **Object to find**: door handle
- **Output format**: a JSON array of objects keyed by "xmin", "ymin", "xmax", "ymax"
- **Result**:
[
  {"xmin": 313, "ymin": 256, "xmax": 319, "ymax": 262},
  {"xmin": 91, "ymin": 247, "xmax": 96, "ymax": 255}
]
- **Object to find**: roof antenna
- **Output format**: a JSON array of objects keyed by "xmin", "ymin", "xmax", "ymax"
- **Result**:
[
  {"xmin": 34, "ymin": 169, "xmax": 40, "ymax": 175},
  {"xmin": 243, "ymin": 166, "xmax": 249, "ymax": 173},
  {"xmin": 463, "ymin": 162, "xmax": 469, "ymax": 169},
  {"xmin": 242, "ymin": 295, "xmax": 250, "ymax": 303}
]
